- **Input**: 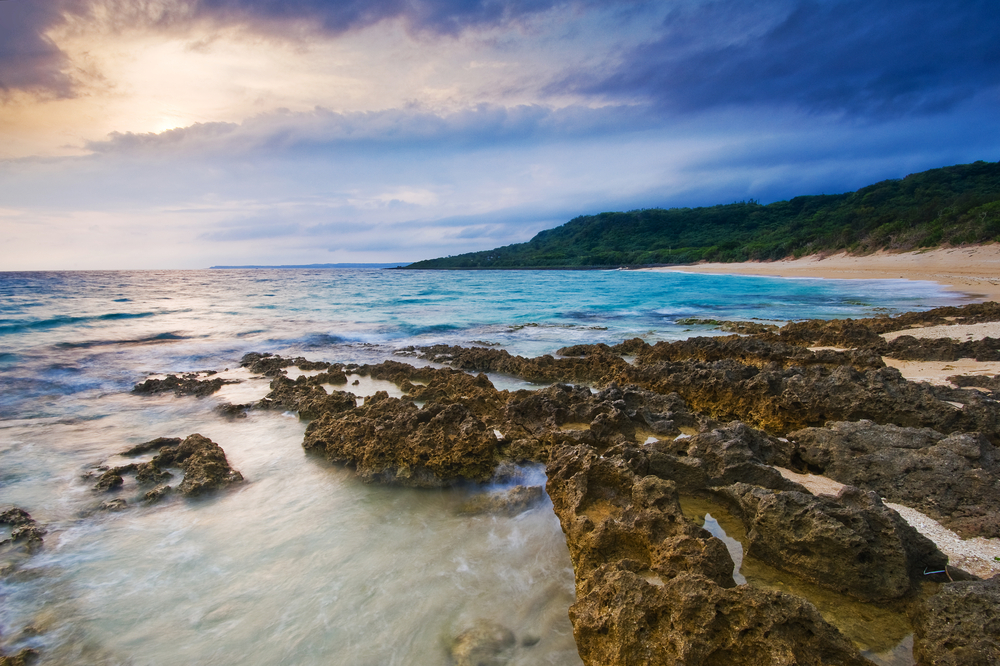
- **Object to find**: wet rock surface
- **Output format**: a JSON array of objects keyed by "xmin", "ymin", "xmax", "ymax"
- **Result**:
[
  {"xmin": 911, "ymin": 574, "xmax": 1000, "ymax": 666},
  {"xmin": 133, "ymin": 372, "xmax": 239, "ymax": 396},
  {"xmin": 450, "ymin": 621, "xmax": 517, "ymax": 666},
  {"xmin": 544, "ymin": 445, "xmax": 872, "ymax": 666},
  {"xmin": 458, "ymin": 485, "xmax": 545, "ymax": 516},
  {"xmin": 130, "ymin": 302, "xmax": 1000, "ymax": 664},
  {"xmin": 0, "ymin": 508, "xmax": 45, "ymax": 554},
  {"xmin": 0, "ymin": 648, "xmax": 38, "ymax": 666},
  {"xmin": 716, "ymin": 483, "xmax": 948, "ymax": 601},
  {"xmin": 93, "ymin": 434, "xmax": 243, "ymax": 500},
  {"xmin": 789, "ymin": 420, "xmax": 1000, "ymax": 538}
]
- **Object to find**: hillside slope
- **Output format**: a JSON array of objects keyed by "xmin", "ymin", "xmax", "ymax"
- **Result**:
[{"xmin": 407, "ymin": 161, "xmax": 1000, "ymax": 269}]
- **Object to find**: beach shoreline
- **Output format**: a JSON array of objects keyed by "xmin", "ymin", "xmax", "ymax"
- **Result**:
[{"xmin": 642, "ymin": 244, "xmax": 1000, "ymax": 301}]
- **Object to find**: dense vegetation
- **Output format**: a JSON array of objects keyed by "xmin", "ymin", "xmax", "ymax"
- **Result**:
[{"xmin": 408, "ymin": 161, "xmax": 1000, "ymax": 269}]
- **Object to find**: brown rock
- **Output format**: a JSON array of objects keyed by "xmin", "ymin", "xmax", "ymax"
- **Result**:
[
  {"xmin": 790, "ymin": 420, "xmax": 1000, "ymax": 538},
  {"xmin": 450, "ymin": 621, "xmax": 516, "ymax": 666},
  {"xmin": 716, "ymin": 483, "xmax": 948, "ymax": 601},
  {"xmin": 911, "ymin": 574, "xmax": 1000, "ymax": 665}
]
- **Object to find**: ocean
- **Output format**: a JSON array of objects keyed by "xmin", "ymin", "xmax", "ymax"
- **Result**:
[{"xmin": 0, "ymin": 268, "xmax": 960, "ymax": 664}]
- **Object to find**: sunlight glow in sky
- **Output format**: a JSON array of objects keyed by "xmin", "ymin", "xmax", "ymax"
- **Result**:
[{"xmin": 1, "ymin": 0, "xmax": 998, "ymax": 269}]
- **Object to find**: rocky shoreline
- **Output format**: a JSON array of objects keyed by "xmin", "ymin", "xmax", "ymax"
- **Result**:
[
  {"xmin": 235, "ymin": 302, "xmax": 1000, "ymax": 664},
  {"xmin": 5, "ymin": 302, "xmax": 1000, "ymax": 664}
]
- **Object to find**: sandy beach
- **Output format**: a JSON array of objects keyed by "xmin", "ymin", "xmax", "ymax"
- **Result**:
[{"xmin": 646, "ymin": 244, "xmax": 1000, "ymax": 301}]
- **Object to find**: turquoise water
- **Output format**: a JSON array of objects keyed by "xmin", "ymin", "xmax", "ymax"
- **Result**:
[{"xmin": 0, "ymin": 269, "xmax": 959, "ymax": 664}]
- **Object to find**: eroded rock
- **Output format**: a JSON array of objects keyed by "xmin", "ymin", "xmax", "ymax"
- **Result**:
[
  {"xmin": 458, "ymin": 485, "xmax": 544, "ymax": 516},
  {"xmin": 0, "ymin": 508, "xmax": 45, "ymax": 553},
  {"xmin": 544, "ymin": 445, "xmax": 872, "ymax": 666},
  {"xmin": 790, "ymin": 420, "xmax": 1000, "ymax": 538},
  {"xmin": 911, "ymin": 574, "xmax": 1000, "ymax": 665},
  {"xmin": 450, "ymin": 621, "xmax": 516, "ymax": 666},
  {"xmin": 716, "ymin": 483, "xmax": 948, "ymax": 601}
]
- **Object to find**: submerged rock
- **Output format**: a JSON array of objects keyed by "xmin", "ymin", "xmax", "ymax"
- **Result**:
[
  {"xmin": 0, "ymin": 648, "xmax": 39, "ymax": 666},
  {"xmin": 911, "ymin": 574, "xmax": 1000, "ymax": 665},
  {"xmin": 450, "ymin": 621, "xmax": 516, "ymax": 666},
  {"xmin": 458, "ymin": 485, "xmax": 545, "ymax": 516}
]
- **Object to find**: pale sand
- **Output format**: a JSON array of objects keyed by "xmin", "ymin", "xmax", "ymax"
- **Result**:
[
  {"xmin": 646, "ymin": 245, "xmax": 1000, "ymax": 301},
  {"xmin": 883, "ymin": 358, "xmax": 1000, "ymax": 386},
  {"xmin": 775, "ymin": 467, "xmax": 1000, "ymax": 578}
]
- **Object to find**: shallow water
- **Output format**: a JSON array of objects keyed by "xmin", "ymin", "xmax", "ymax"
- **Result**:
[
  {"xmin": 0, "ymin": 269, "xmax": 961, "ymax": 663},
  {"xmin": 680, "ymin": 495, "xmax": 918, "ymax": 666}
]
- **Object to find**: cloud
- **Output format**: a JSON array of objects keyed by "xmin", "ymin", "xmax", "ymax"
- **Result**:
[
  {"xmin": 81, "ymin": 103, "xmax": 657, "ymax": 157},
  {"xmin": 556, "ymin": 0, "xmax": 1000, "ymax": 117},
  {"xmin": 0, "ymin": 1, "xmax": 75, "ymax": 95}
]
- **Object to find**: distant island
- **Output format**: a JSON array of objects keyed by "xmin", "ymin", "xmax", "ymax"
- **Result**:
[
  {"xmin": 407, "ymin": 161, "xmax": 1000, "ymax": 269},
  {"xmin": 210, "ymin": 262, "xmax": 411, "ymax": 269}
]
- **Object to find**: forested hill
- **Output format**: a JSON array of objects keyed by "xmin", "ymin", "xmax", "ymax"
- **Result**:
[{"xmin": 406, "ymin": 161, "xmax": 1000, "ymax": 269}]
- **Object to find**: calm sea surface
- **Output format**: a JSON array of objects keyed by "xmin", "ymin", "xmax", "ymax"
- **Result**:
[{"xmin": 0, "ymin": 269, "xmax": 960, "ymax": 664}]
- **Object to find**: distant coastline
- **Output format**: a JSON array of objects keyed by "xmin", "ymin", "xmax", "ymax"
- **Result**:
[{"xmin": 210, "ymin": 262, "xmax": 411, "ymax": 269}]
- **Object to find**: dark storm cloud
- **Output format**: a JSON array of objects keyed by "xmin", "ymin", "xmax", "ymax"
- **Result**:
[
  {"xmin": 560, "ymin": 0, "xmax": 1000, "ymax": 117},
  {"xmin": 0, "ymin": 0, "xmax": 74, "ymax": 94}
]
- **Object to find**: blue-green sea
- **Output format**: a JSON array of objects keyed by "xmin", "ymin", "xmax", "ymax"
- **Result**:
[{"xmin": 0, "ymin": 269, "xmax": 960, "ymax": 665}]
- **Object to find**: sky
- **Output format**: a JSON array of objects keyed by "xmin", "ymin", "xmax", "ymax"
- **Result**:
[{"xmin": 1, "ymin": 0, "xmax": 998, "ymax": 270}]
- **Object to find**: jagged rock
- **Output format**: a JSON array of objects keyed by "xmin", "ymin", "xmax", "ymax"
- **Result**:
[
  {"xmin": 450, "ymin": 621, "xmax": 516, "ymax": 666},
  {"xmin": 617, "ymin": 358, "xmax": 992, "ymax": 436},
  {"xmin": 885, "ymin": 335, "xmax": 1000, "ymax": 361},
  {"xmin": 636, "ymin": 335, "xmax": 885, "ymax": 372},
  {"xmin": 93, "ymin": 468, "xmax": 126, "ymax": 492},
  {"xmin": 171, "ymin": 434, "xmax": 244, "ymax": 496},
  {"xmin": 458, "ymin": 485, "xmax": 544, "ymax": 516},
  {"xmin": 716, "ymin": 483, "xmax": 949, "ymax": 601},
  {"xmin": 404, "ymin": 344, "xmax": 628, "ymax": 385},
  {"xmin": 544, "ymin": 445, "xmax": 872, "ymax": 666},
  {"xmin": 99, "ymin": 499, "xmax": 128, "ymax": 512},
  {"xmin": 0, "ymin": 648, "xmax": 38, "ymax": 666},
  {"xmin": 911, "ymin": 574, "xmax": 1000, "ymax": 665},
  {"xmin": 135, "ymin": 462, "xmax": 173, "ymax": 485},
  {"xmin": 133, "ymin": 373, "xmax": 238, "ymax": 396},
  {"xmin": 143, "ymin": 485, "xmax": 173, "ymax": 504},
  {"xmin": 303, "ymin": 395, "xmax": 501, "ymax": 487},
  {"xmin": 790, "ymin": 420, "xmax": 1000, "ymax": 538},
  {"xmin": 120, "ymin": 437, "xmax": 182, "ymax": 456},
  {"xmin": 104, "ymin": 435, "xmax": 242, "ymax": 500},
  {"xmin": 643, "ymin": 422, "xmax": 801, "ymax": 493},
  {"xmin": 215, "ymin": 402, "xmax": 251, "ymax": 418},
  {"xmin": 0, "ymin": 508, "xmax": 45, "ymax": 553},
  {"xmin": 256, "ymin": 374, "xmax": 357, "ymax": 419},
  {"xmin": 240, "ymin": 352, "xmax": 340, "ymax": 378}
]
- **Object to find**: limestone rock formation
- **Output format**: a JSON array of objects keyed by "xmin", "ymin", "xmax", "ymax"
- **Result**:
[
  {"xmin": 545, "ymin": 445, "xmax": 872, "ymax": 665},
  {"xmin": 0, "ymin": 508, "xmax": 45, "ymax": 553},
  {"xmin": 450, "ymin": 621, "xmax": 517, "ymax": 666},
  {"xmin": 790, "ymin": 420, "xmax": 1000, "ymax": 538},
  {"xmin": 303, "ymin": 394, "xmax": 502, "ymax": 486},
  {"xmin": 911, "ymin": 574, "xmax": 1000, "ymax": 665},
  {"xmin": 458, "ymin": 485, "xmax": 545, "ymax": 516},
  {"xmin": 716, "ymin": 483, "xmax": 948, "ymax": 601},
  {"xmin": 95, "ymin": 434, "xmax": 243, "ymax": 498},
  {"xmin": 133, "ymin": 373, "xmax": 238, "ymax": 396}
]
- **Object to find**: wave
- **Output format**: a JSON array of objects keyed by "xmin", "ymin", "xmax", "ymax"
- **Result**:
[
  {"xmin": 0, "ymin": 311, "xmax": 161, "ymax": 335},
  {"xmin": 54, "ymin": 332, "xmax": 192, "ymax": 349}
]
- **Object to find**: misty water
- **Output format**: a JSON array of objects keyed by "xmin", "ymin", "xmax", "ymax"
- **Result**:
[{"xmin": 0, "ymin": 269, "xmax": 961, "ymax": 664}]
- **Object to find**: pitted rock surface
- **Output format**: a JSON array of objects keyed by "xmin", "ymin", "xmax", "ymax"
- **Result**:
[{"xmin": 790, "ymin": 420, "xmax": 1000, "ymax": 538}]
